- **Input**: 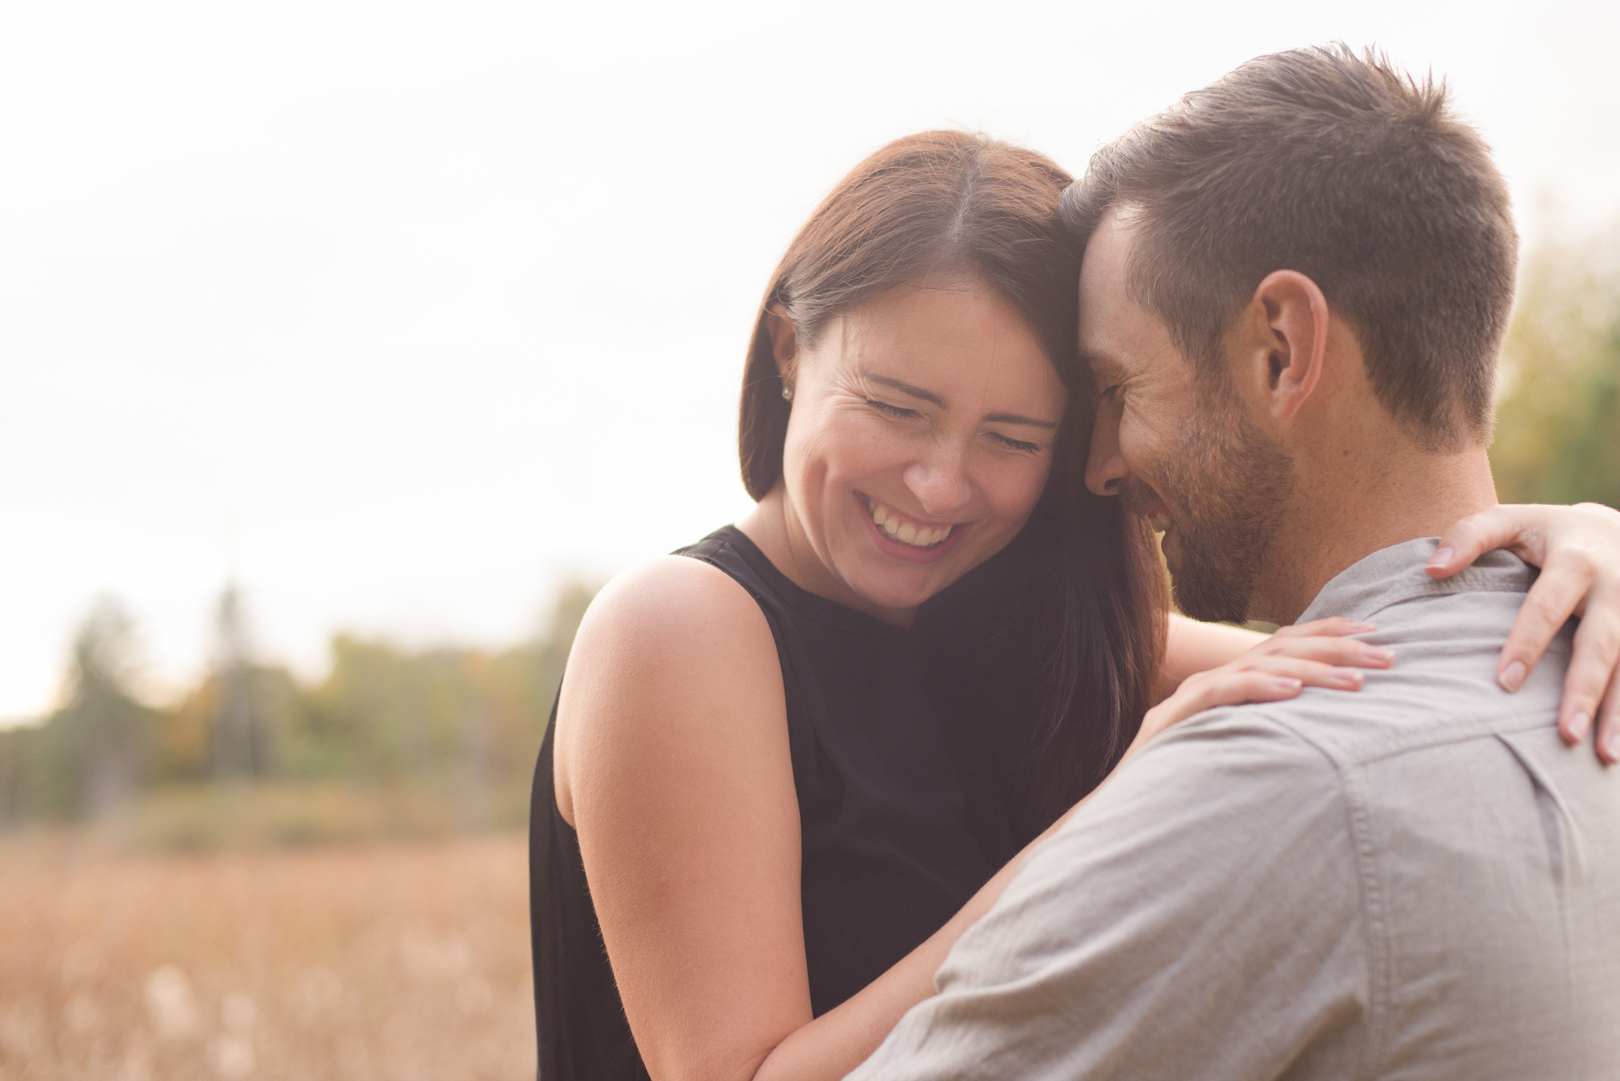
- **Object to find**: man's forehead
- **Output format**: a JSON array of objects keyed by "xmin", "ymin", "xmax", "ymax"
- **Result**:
[
  {"xmin": 1081, "ymin": 316, "xmax": 1184, "ymax": 384},
  {"xmin": 1077, "ymin": 214, "xmax": 1137, "ymax": 330},
  {"xmin": 1078, "ymin": 212, "xmax": 1182, "ymax": 377}
]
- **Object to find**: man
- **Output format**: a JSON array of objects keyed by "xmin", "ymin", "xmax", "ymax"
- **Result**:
[{"xmin": 845, "ymin": 45, "xmax": 1620, "ymax": 1080}]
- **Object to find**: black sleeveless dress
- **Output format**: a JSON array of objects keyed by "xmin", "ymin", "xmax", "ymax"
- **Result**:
[{"xmin": 528, "ymin": 526, "xmax": 1024, "ymax": 1079}]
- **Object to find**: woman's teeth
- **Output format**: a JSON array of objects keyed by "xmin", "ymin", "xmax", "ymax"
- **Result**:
[{"xmin": 870, "ymin": 499, "xmax": 952, "ymax": 548}]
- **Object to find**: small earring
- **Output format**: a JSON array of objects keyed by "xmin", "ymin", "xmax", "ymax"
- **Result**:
[{"xmin": 782, "ymin": 385, "xmax": 794, "ymax": 401}]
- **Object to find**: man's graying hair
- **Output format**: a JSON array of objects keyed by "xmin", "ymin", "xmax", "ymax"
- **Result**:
[{"xmin": 1060, "ymin": 44, "xmax": 1518, "ymax": 450}]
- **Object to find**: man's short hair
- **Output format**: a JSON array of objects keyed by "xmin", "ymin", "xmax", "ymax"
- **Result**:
[{"xmin": 1060, "ymin": 44, "xmax": 1517, "ymax": 449}]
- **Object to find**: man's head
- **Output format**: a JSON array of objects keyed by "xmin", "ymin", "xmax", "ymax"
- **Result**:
[{"xmin": 1063, "ymin": 45, "xmax": 1517, "ymax": 622}]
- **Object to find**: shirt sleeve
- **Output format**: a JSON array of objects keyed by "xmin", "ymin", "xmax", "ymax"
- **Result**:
[{"xmin": 845, "ymin": 709, "xmax": 1372, "ymax": 1081}]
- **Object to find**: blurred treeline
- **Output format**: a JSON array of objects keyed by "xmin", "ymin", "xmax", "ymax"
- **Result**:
[
  {"xmin": 0, "ymin": 584, "xmax": 594, "ymax": 847},
  {"xmin": 1490, "ymin": 224, "xmax": 1620, "ymax": 509}
]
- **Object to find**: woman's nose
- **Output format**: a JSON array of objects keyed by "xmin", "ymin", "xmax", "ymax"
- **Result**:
[
  {"xmin": 1085, "ymin": 404, "xmax": 1127, "ymax": 497},
  {"xmin": 903, "ymin": 445, "xmax": 973, "ymax": 516}
]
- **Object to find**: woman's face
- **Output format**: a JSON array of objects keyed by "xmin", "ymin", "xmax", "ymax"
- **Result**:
[{"xmin": 775, "ymin": 278, "xmax": 1068, "ymax": 620}]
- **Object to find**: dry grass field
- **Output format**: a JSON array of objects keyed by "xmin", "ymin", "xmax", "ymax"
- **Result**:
[{"xmin": 0, "ymin": 832, "xmax": 535, "ymax": 1081}]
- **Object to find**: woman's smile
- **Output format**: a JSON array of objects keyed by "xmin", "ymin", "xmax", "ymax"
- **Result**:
[{"xmin": 857, "ymin": 492, "xmax": 967, "ymax": 564}]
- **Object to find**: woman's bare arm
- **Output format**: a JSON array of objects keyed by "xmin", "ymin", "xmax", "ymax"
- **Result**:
[
  {"xmin": 555, "ymin": 556, "xmax": 809, "ymax": 1081},
  {"xmin": 1158, "ymin": 614, "xmax": 1265, "ymax": 702}
]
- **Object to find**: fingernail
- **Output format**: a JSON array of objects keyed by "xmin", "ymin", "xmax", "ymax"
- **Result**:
[
  {"xmin": 1605, "ymin": 731, "xmax": 1620, "ymax": 764},
  {"xmin": 1362, "ymin": 645, "xmax": 1395, "ymax": 663},
  {"xmin": 1334, "ymin": 667, "xmax": 1366, "ymax": 683},
  {"xmin": 1426, "ymin": 546, "xmax": 1454, "ymax": 569},
  {"xmin": 1498, "ymin": 660, "xmax": 1527, "ymax": 692},
  {"xmin": 1274, "ymin": 676, "xmax": 1302, "ymax": 691},
  {"xmin": 1346, "ymin": 621, "xmax": 1377, "ymax": 633},
  {"xmin": 1567, "ymin": 711, "xmax": 1591, "ymax": 741}
]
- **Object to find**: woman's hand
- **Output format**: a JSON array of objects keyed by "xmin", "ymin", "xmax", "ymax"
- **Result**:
[
  {"xmin": 1428, "ymin": 503, "xmax": 1620, "ymax": 763},
  {"xmin": 1127, "ymin": 617, "xmax": 1393, "ymax": 757}
]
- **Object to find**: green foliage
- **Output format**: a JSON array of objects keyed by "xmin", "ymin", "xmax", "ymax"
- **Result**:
[
  {"xmin": 0, "ymin": 599, "xmax": 156, "ymax": 824},
  {"xmin": 1491, "ymin": 225, "xmax": 1620, "ymax": 510},
  {"xmin": 0, "ymin": 582, "xmax": 597, "ymax": 839}
]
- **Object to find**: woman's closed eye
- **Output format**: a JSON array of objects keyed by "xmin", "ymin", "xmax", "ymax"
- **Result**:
[
  {"xmin": 987, "ymin": 431, "xmax": 1043, "ymax": 455},
  {"xmin": 866, "ymin": 398, "xmax": 922, "ymax": 419},
  {"xmin": 865, "ymin": 396, "xmax": 1043, "ymax": 452}
]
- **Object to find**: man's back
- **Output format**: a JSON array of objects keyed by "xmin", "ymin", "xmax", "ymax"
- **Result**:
[{"xmin": 848, "ymin": 540, "xmax": 1620, "ymax": 1080}]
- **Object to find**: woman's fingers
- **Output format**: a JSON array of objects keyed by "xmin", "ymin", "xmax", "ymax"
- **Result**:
[
  {"xmin": 1271, "ymin": 617, "xmax": 1376, "ymax": 640},
  {"xmin": 1426, "ymin": 505, "xmax": 1536, "ymax": 580},
  {"xmin": 1137, "ymin": 631, "xmax": 1380, "ymax": 747},
  {"xmin": 1499, "ymin": 558, "xmax": 1592, "ymax": 693},
  {"xmin": 1595, "ymin": 673, "xmax": 1620, "ymax": 765},
  {"xmin": 1431, "ymin": 503, "xmax": 1620, "ymax": 760},
  {"xmin": 1139, "ymin": 670, "xmax": 1304, "ymax": 740},
  {"xmin": 1558, "ymin": 596, "xmax": 1620, "ymax": 758},
  {"xmin": 1184, "ymin": 656, "xmax": 1365, "ymax": 712},
  {"xmin": 1241, "ymin": 654, "xmax": 1368, "ymax": 690},
  {"xmin": 1258, "ymin": 630, "xmax": 1393, "ymax": 670},
  {"xmin": 1188, "ymin": 670, "xmax": 1305, "ymax": 712}
]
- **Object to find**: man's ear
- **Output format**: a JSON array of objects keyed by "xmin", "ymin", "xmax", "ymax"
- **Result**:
[
  {"xmin": 765, "ymin": 302, "xmax": 799, "ymax": 386},
  {"xmin": 1234, "ymin": 270, "xmax": 1329, "ymax": 423}
]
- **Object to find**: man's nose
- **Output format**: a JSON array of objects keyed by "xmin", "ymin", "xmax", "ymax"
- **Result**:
[
  {"xmin": 1085, "ymin": 403, "xmax": 1127, "ymax": 497},
  {"xmin": 903, "ymin": 442, "xmax": 973, "ymax": 516}
]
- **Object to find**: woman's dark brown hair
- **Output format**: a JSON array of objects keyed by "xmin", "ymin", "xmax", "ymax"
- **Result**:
[{"xmin": 738, "ymin": 131, "xmax": 1167, "ymax": 834}]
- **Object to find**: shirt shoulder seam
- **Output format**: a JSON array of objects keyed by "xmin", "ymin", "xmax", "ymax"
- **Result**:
[
  {"xmin": 1356, "ymin": 578, "xmax": 1533, "ymax": 621},
  {"xmin": 1241, "ymin": 715, "xmax": 1389, "ymax": 1076}
]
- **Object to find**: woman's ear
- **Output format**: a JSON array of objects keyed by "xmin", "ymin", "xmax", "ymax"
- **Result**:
[{"xmin": 765, "ymin": 302, "xmax": 798, "ymax": 386}]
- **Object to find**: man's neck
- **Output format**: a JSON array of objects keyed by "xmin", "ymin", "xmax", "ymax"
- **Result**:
[{"xmin": 1251, "ymin": 445, "xmax": 1499, "ymax": 625}]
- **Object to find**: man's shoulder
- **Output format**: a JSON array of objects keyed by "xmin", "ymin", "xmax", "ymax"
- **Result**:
[
  {"xmin": 1185, "ymin": 584, "xmax": 1569, "ymax": 772},
  {"xmin": 1080, "ymin": 707, "xmax": 1350, "ymax": 848}
]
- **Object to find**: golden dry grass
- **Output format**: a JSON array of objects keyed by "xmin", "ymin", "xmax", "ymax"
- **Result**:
[{"xmin": 0, "ymin": 832, "xmax": 535, "ymax": 1081}]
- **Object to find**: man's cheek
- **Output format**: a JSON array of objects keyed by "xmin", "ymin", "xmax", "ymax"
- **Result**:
[{"xmin": 1115, "ymin": 418, "xmax": 1161, "ymax": 479}]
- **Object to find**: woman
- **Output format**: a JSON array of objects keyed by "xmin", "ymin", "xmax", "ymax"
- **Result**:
[{"xmin": 531, "ymin": 131, "xmax": 1620, "ymax": 1081}]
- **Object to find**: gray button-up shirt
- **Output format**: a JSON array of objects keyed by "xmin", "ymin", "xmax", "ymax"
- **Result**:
[{"xmin": 848, "ymin": 539, "xmax": 1620, "ymax": 1080}]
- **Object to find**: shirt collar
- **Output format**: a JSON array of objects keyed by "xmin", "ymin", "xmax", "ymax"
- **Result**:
[{"xmin": 1297, "ymin": 537, "xmax": 1537, "ymax": 625}]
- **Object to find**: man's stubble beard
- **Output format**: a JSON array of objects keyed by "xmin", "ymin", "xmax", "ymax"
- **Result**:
[{"xmin": 1150, "ymin": 388, "xmax": 1295, "ymax": 624}]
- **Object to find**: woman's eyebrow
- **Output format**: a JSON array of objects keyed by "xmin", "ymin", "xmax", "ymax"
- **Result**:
[
  {"xmin": 984, "ymin": 412, "xmax": 1058, "ymax": 430},
  {"xmin": 863, "ymin": 372, "xmax": 945, "ymax": 407}
]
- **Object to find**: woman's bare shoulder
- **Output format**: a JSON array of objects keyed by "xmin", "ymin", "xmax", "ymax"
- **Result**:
[
  {"xmin": 573, "ymin": 554, "xmax": 772, "ymax": 663},
  {"xmin": 556, "ymin": 554, "xmax": 789, "ymax": 824}
]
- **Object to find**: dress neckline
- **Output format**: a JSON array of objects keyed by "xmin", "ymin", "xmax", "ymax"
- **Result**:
[{"xmin": 710, "ymin": 525, "xmax": 913, "ymax": 640}]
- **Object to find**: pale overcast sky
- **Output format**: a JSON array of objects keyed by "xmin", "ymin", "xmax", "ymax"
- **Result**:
[{"xmin": 2, "ymin": 0, "xmax": 1617, "ymax": 720}]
